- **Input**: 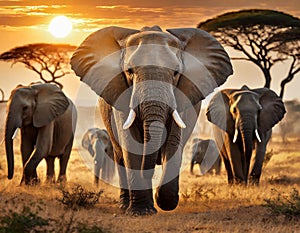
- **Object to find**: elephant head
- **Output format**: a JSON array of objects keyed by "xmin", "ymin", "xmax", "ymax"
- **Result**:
[
  {"xmin": 5, "ymin": 83, "xmax": 69, "ymax": 179},
  {"xmin": 82, "ymin": 128, "xmax": 114, "ymax": 158},
  {"xmin": 71, "ymin": 25, "xmax": 232, "ymax": 173},
  {"xmin": 207, "ymin": 85, "xmax": 285, "ymax": 181}
]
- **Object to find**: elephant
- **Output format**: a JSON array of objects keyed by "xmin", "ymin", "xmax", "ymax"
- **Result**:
[
  {"xmin": 190, "ymin": 139, "xmax": 221, "ymax": 176},
  {"xmin": 81, "ymin": 128, "xmax": 115, "ymax": 186},
  {"xmin": 70, "ymin": 25, "xmax": 232, "ymax": 215},
  {"xmin": 206, "ymin": 85, "xmax": 285, "ymax": 185},
  {"xmin": 4, "ymin": 83, "xmax": 77, "ymax": 185}
]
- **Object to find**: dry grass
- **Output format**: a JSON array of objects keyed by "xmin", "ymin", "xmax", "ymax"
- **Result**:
[{"xmin": 0, "ymin": 135, "xmax": 300, "ymax": 232}]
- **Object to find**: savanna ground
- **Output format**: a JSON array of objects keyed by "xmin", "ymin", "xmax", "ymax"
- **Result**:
[{"xmin": 0, "ymin": 105, "xmax": 299, "ymax": 232}]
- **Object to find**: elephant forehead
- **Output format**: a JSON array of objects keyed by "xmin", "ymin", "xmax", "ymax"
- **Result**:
[
  {"xmin": 126, "ymin": 30, "xmax": 181, "ymax": 47},
  {"xmin": 123, "ymin": 44, "xmax": 181, "ymax": 70}
]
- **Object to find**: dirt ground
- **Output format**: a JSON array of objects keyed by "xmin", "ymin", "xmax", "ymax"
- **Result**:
[{"xmin": 0, "ymin": 133, "xmax": 300, "ymax": 232}]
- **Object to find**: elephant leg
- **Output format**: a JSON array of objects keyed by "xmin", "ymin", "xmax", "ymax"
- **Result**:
[
  {"xmin": 156, "ymin": 127, "xmax": 183, "ymax": 211},
  {"xmin": 222, "ymin": 155, "xmax": 234, "ymax": 184},
  {"xmin": 214, "ymin": 158, "xmax": 221, "ymax": 175},
  {"xmin": 20, "ymin": 140, "xmax": 35, "ymax": 185},
  {"xmin": 249, "ymin": 135, "xmax": 269, "ymax": 185},
  {"xmin": 94, "ymin": 159, "xmax": 101, "ymax": 187},
  {"xmin": 57, "ymin": 139, "xmax": 73, "ymax": 184},
  {"xmin": 24, "ymin": 124, "xmax": 54, "ymax": 185},
  {"xmin": 124, "ymin": 151, "xmax": 156, "ymax": 216},
  {"xmin": 116, "ymin": 158, "xmax": 130, "ymax": 211},
  {"xmin": 23, "ymin": 148, "xmax": 44, "ymax": 185},
  {"xmin": 45, "ymin": 156, "xmax": 56, "ymax": 183}
]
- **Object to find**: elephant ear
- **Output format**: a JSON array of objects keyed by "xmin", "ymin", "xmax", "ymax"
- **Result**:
[
  {"xmin": 206, "ymin": 89, "xmax": 235, "ymax": 135},
  {"xmin": 167, "ymin": 28, "xmax": 233, "ymax": 112},
  {"xmin": 70, "ymin": 26, "xmax": 139, "ymax": 110},
  {"xmin": 32, "ymin": 84, "xmax": 69, "ymax": 128},
  {"xmin": 253, "ymin": 88, "xmax": 286, "ymax": 133}
]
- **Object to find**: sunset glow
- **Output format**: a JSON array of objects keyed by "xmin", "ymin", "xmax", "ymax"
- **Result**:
[{"xmin": 48, "ymin": 16, "xmax": 72, "ymax": 38}]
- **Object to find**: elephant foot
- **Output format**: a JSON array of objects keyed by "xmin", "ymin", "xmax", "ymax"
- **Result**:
[
  {"xmin": 46, "ymin": 176, "xmax": 56, "ymax": 184},
  {"xmin": 155, "ymin": 179, "xmax": 179, "ymax": 211},
  {"xmin": 24, "ymin": 177, "xmax": 40, "ymax": 186},
  {"xmin": 249, "ymin": 176, "xmax": 260, "ymax": 186},
  {"xmin": 126, "ymin": 204, "xmax": 157, "ymax": 216},
  {"xmin": 119, "ymin": 189, "xmax": 130, "ymax": 211},
  {"xmin": 155, "ymin": 189, "xmax": 179, "ymax": 211},
  {"xmin": 57, "ymin": 175, "xmax": 67, "ymax": 186}
]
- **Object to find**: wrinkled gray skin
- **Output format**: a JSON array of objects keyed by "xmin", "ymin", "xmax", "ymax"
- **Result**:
[
  {"xmin": 5, "ymin": 83, "xmax": 77, "ymax": 185},
  {"xmin": 207, "ymin": 85, "xmax": 285, "ymax": 185},
  {"xmin": 190, "ymin": 139, "xmax": 221, "ymax": 176},
  {"xmin": 82, "ymin": 128, "xmax": 115, "ymax": 186},
  {"xmin": 71, "ymin": 26, "xmax": 232, "ymax": 215}
]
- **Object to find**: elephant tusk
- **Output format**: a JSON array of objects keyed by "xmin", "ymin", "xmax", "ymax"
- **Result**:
[
  {"xmin": 233, "ymin": 128, "xmax": 238, "ymax": 143},
  {"xmin": 123, "ymin": 109, "xmax": 136, "ymax": 129},
  {"xmin": 12, "ymin": 128, "xmax": 19, "ymax": 140},
  {"xmin": 255, "ymin": 129, "xmax": 262, "ymax": 143},
  {"xmin": 172, "ymin": 109, "xmax": 186, "ymax": 129}
]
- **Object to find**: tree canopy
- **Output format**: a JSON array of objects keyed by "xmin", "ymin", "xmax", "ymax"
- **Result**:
[
  {"xmin": 198, "ymin": 9, "xmax": 300, "ymax": 98},
  {"xmin": 0, "ymin": 43, "xmax": 76, "ymax": 89}
]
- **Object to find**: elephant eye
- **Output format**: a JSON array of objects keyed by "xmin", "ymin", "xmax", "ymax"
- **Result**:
[
  {"xmin": 232, "ymin": 107, "xmax": 237, "ymax": 114},
  {"xmin": 23, "ymin": 106, "xmax": 28, "ymax": 112},
  {"xmin": 127, "ymin": 68, "xmax": 133, "ymax": 75}
]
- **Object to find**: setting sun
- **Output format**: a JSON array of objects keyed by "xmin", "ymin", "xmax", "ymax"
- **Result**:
[{"xmin": 48, "ymin": 16, "xmax": 72, "ymax": 38}]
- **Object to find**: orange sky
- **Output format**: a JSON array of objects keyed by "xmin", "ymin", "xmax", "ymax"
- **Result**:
[{"xmin": 0, "ymin": 0, "xmax": 299, "ymax": 102}]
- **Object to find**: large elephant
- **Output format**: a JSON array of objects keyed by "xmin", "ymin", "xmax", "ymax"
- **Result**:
[
  {"xmin": 190, "ymin": 139, "xmax": 221, "ymax": 176},
  {"xmin": 81, "ymin": 128, "xmax": 115, "ymax": 186},
  {"xmin": 71, "ymin": 26, "xmax": 232, "ymax": 215},
  {"xmin": 206, "ymin": 85, "xmax": 285, "ymax": 185},
  {"xmin": 5, "ymin": 83, "xmax": 77, "ymax": 185}
]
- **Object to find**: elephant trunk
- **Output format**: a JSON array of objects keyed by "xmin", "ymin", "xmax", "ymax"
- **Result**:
[
  {"xmin": 141, "ymin": 101, "xmax": 168, "ymax": 178},
  {"xmin": 239, "ymin": 117, "xmax": 255, "ymax": 183},
  {"xmin": 5, "ymin": 109, "xmax": 22, "ymax": 179}
]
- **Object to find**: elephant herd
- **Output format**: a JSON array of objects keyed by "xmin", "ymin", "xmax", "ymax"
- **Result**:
[{"xmin": 3, "ymin": 25, "xmax": 286, "ymax": 215}]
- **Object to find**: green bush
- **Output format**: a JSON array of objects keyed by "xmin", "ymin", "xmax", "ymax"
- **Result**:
[
  {"xmin": 0, "ymin": 206, "xmax": 49, "ymax": 233},
  {"xmin": 263, "ymin": 188, "xmax": 300, "ymax": 220}
]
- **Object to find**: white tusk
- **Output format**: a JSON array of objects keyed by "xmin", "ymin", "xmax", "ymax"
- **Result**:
[
  {"xmin": 12, "ymin": 128, "xmax": 19, "ymax": 140},
  {"xmin": 255, "ymin": 129, "xmax": 262, "ymax": 143},
  {"xmin": 233, "ymin": 128, "xmax": 238, "ymax": 143},
  {"xmin": 172, "ymin": 110, "xmax": 186, "ymax": 129},
  {"xmin": 123, "ymin": 109, "xmax": 136, "ymax": 129}
]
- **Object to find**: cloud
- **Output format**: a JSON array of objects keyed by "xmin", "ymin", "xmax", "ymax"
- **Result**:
[{"xmin": 0, "ymin": 0, "xmax": 299, "ymax": 31}]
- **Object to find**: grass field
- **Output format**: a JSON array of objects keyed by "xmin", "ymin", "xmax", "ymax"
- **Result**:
[{"xmin": 0, "ymin": 135, "xmax": 299, "ymax": 232}]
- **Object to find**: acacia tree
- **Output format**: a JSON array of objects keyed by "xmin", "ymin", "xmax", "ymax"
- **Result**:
[
  {"xmin": 0, "ymin": 43, "xmax": 76, "ymax": 89},
  {"xmin": 198, "ymin": 9, "xmax": 300, "ymax": 98}
]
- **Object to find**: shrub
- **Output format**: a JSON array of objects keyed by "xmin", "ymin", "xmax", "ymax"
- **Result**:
[
  {"xmin": 263, "ymin": 188, "xmax": 300, "ymax": 220},
  {"xmin": 58, "ymin": 185, "xmax": 103, "ymax": 210},
  {"xmin": 0, "ymin": 206, "xmax": 49, "ymax": 233},
  {"xmin": 181, "ymin": 184, "xmax": 215, "ymax": 202}
]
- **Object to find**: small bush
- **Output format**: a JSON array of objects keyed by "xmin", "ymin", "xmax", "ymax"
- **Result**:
[
  {"xmin": 267, "ymin": 175, "xmax": 292, "ymax": 185},
  {"xmin": 263, "ymin": 188, "xmax": 300, "ymax": 220},
  {"xmin": 181, "ymin": 184, "xmax": 215, "ymax": 202},
  {"xmin": 58, "ymin": 185, "xmax": 103, "ymax": 210},
  {"xmin": 0, "ymin": 206, "xmax": 49, "ymax": 233}
]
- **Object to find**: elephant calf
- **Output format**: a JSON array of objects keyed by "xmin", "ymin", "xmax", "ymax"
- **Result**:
[
  {"xmin": 190, "ymin": 139, "xmax": 221, "ymax": 176},
  {"xmin": 82, "ymin": 128, "xmax": 115, "ymax": 186},
  {"xmin": 5, "ymin": 83, "xmax": 77, "ymax": 185}
]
